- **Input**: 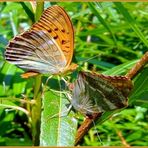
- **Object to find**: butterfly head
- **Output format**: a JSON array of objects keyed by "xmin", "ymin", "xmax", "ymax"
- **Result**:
[{"xmin": 56, "ymin": 63, "xmax": 78, "ymax": 76}]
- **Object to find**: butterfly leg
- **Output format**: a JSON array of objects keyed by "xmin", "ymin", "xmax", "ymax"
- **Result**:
[
  {"xmin": 45, "ymin": 104, "xmax": 73, "ymax": 122},
  {"xmin": 41, "ymin": 75, "xmax": 53, "ymax": 95}
]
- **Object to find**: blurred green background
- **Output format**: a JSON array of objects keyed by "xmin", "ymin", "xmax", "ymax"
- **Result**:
[{"xmin": 0, "ymin": 2, "xmax": 148, "ymax": 146}]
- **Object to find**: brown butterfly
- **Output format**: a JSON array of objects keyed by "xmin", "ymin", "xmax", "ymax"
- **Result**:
[
  {"xmin": 5, "ymin": 5, "xmax": 77, "ymax": 78},
  {"xmin": 71, "ymin": 71, "xmax": 133, "ymax": 116}
]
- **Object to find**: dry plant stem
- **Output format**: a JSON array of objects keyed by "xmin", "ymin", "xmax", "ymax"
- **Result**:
[
  {"xmin": 75, "ymin": 52, "xmax": 148, "ymax": 145},
  {"xmin": 75, "ymin": 113, "xmax": 102, "ymax": 145},
  {"xmin": 126, "ymin": 51, "xmax": 148, "ymax": 79},
  {"xmin": 116, "ymin": 130, "xmax": 130, "ymax": 147}
]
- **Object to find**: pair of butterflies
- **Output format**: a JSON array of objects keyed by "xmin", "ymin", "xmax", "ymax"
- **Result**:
[{"xmin": 5, "ymin": 5, "xmax": 133, "ymax": 116}]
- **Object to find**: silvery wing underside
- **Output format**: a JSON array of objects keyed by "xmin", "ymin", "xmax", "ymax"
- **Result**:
[
  {"xmin": 5, "ymin": 5, "xmax": 74, "ymax": 74},
  {"xmin": 5, "ymin": 30, "xmax": 67, "ymax": 74}
]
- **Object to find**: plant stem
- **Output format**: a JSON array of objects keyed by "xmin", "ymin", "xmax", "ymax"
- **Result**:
[
  {"xmin": 75, "ymin": 113, "xmax": 102, "ymax": 145},
  {"xmin": 76, "ymin": 4, "xmax": 87, "ymax": 36},
  {"xmin": 88, "ymin": 2, "xmax": 117, "ymax": 47},
  {"xmin": 126, "ymin": 51, "xmax": 148, "ymax": 79},
  {"xmin": 35, "ymin": 1, "xmax": 44, "ymax": 21},
  {"xmin": 32, "ymin": 75, "xmax": 42, "ymax": 145},
  {"xmin": 31, "ymin": 1, "xmax": 44, "ymax": 146},
  {"xmin": 116, "ymin": 130, "xmax": 130, "ymax": 147}
]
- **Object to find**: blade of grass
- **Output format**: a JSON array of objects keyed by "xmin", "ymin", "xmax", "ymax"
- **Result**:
[
  {"xmin": 87, "ymin": 2, "xmax": 117, "ymax": 47},
  {"xmin": 19, "ymin": 2, "xmax": 35, "ymax": 23},
  {"xmin": 75, "ymin": 3, "xmax": 87, "ymax": 36},
  {"xmin": 9, "ymin": 12, "xmax": 17, "ymax": 36},
  {"xmin": 35, "ymin": 1, "xmax": 44, "ymax": 21},
  {"xmin": 31, "ymin": 1, "xmax": 44, "ymax": 146},
  {"xmin": 114, "ymin": 2, "xmax": 148, "ymax": 48}
]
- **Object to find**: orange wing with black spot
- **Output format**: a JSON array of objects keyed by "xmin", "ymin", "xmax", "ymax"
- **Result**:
[{"xmin": 5, "ymin": 5, "xmax": 74, "ymax": 75}]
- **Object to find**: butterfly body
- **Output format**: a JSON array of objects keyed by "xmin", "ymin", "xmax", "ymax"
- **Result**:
[
  {"xmin": 71, "ymin": 72, "xmax": 133, "ymax": 116},
  {"xmin": 5, "ymin": 5, "xmax": 77, "ymax": 77}
]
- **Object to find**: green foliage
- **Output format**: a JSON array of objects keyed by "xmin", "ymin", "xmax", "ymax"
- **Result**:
[
  {"xmin": 40, "ymin": 87, "xmax": 77, "ymax": 146},
  {"xmin": 0, "ymin": 1, "xmax": 148, "ymax": 146},
  {"xmin": 84, "ymin": 106, "xmax": 148, "ymax": 146},
  {"xmin": 130, "ymin": 67, "xmax": 148, "ymax": 107}
]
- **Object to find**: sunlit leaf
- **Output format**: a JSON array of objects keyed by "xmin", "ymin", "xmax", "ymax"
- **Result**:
[{"xmin": 40, "ymin": 80, "xmax": 77, "ymax": 146}]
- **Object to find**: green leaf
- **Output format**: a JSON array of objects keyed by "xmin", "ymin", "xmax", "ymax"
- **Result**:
[
  {"xmin": 0, "ymin": 61, "xmax": 26, "ymax": 96},
  {"xmin": 114, "ymin": 2, "xmax": 148, "ymax": 48},
  {"xmin": 129, "ymin": 66, "xmax": 148, "ymax": 107},
  {"xmin": 12, "ymin": 69, "xmax": 27, "ymax": 95},
  {"xmin": 88, "ymin": 2, "xmax": 117, "ymax": 46},
  {"xmin": 19, "ymin": 2, "xmax": 35, "ymax": 23},
  {"xmin": 102, "ymin": 60, "xmax": 138, "ymax": 75},
  {"xmin": 40, "ymin": 83, "xmax": 77, "ymax": 146}
]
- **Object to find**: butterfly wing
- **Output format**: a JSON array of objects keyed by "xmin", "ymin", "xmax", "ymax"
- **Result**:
[
  {"xmin": 32, "ymin": 5, "xmax": 74, "ymax": 68},
  {"xmin": 83, "ymin": 72, "xmax": 133, "ymax": 109},
  {"xmin": 71, "ymin": 73, "xmax": 106, "ymax": 115},
  {"xmin": 5, "ymin": 30, "xmax": 66, "ymax": 74},
  {"xmin": 5, "ymin": 5, "xmax": 74, "ymax": 74},
  {"xmin": 72, "ymin": 72, "xmax": 133, "ymax": 116},
  {"xmin": 97, "ymin": 74, "xmax": 133, "ymax": 98}
]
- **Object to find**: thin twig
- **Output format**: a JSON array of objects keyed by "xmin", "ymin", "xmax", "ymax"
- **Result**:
[
  {"xmin": 116, "ymin": 130, "xmax": 130, "ymax": 147},
  {"xmin": 75, "ymin": 113, "xmax": 102, "ymax": 145},
  {"xmin": 0, "ymin": 104, "xmax": 29, "ymax": 115},
  {"xmin": 126, "ymin": 51, "xmax": 148, "ymax": 79}
]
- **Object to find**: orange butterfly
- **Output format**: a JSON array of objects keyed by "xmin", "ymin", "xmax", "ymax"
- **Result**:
[{"xmin": 5, "ymin": 5, "xmax": 77, "ymax": 78}]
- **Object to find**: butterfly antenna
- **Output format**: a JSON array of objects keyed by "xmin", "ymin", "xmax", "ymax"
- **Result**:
[
  {"xmin": 61, "ymin": 77, "xmax": 69, "ymax": 90},
  {"xmin": 45, "ymin": 104, "xmax": 73, "ymax": 122},
  {"xmin": 45, "ymin": 75, "xmax": 53, "ymax": 86},
  {"xmin": 58, "ymin": 75, "xmax": 64, "ymax": 118},
  {"xmin": 92, "ymin": 120, "xmax": 104, "ymax": 145},
  {"xmin": 42, "ymin": 76, "xmax": 70, "ymax": 97},
  {"xmin": 58, "ymin": 75, "xmax": 73, "ymax": 117},
  {"xmin": 61, "ymin": 77, "xmax": 73, "ymax": 96}
]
